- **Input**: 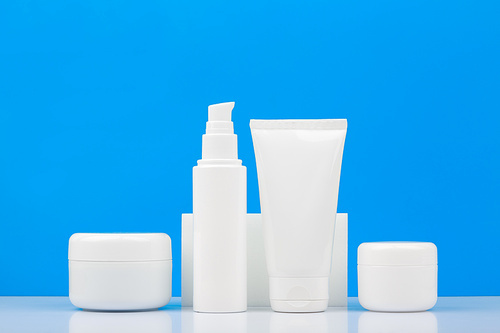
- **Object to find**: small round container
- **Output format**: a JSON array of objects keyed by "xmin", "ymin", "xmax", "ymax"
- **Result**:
[
  {"xmin": 69, "ymin": 233, "xmax": 172, "ymax": 311},
  {"xmin": 358, "ymin": 242, "xmax": 437, "ymax": 312}
]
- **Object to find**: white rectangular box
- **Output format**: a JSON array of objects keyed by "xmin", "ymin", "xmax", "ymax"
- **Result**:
[{"xmin": 182, "ymin": 213, "xmax": 347, "ymax": 307}]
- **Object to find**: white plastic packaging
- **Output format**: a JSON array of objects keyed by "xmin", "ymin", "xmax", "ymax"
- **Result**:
[
  {"xmin": 181, "ymin": 213, "xmax": 348, "ymax": 307},
  {"xmin": 357, "ymin": 242, "xmax": 438, "ymax": 312},
  {"xmin": 250, "ymin": 119, "xmax": 347, "ymax": 313},
  {"xmin": 193, "ymin": 102, "xmax": 247, "ymax": 313},
  {"xmin": 68, "ymin": 233, "xmax": 172, "ymax": 311}
]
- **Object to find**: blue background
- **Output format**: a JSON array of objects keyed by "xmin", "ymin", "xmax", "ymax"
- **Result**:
[{"xmin": 0, "ymin": 0, "xmax": 499, "ymax": 297}]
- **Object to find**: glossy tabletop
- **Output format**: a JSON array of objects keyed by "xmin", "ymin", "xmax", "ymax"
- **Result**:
[{"xmin": 0, "ymin": 297, "xmax": 499, "ymax": 333}]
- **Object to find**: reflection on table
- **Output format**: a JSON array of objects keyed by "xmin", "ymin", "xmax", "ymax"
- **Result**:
[
  {"xmin": 69, "ymin": 310, "xmax": 172, "ymax": 333},
  {"xmin": 358, "ymin": 311, "xmax": 437, "ymax": 333},
  {"xmin": 1, "ymin": 297, "xmax": 499, "ymax": 333},
  {"xmin": 180, "ymin": 307, "xmax": 347, "ymax": 333}
]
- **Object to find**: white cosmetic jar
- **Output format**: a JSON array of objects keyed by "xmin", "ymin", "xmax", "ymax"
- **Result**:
[
  {"xmin": 358, "ymin": 242, "xmax": 437, "ymax": 312},
  {"xmin": 69, "ymin": 233, "xmax": 172, "ymax": 311}
]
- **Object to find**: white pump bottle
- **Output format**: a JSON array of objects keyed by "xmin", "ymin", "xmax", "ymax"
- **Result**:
[{"xmin": 193, "ymin": 102, "xmax": 247, "ymax": 313}]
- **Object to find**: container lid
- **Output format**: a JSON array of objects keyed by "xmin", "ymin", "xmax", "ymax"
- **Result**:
[
  {"xmin": 358, "ymin": 242, "xmax": 437, "ymax": 266},
  {"xmin": 68, "ymin": 233, "xmax": 172, "ymax": 261}
]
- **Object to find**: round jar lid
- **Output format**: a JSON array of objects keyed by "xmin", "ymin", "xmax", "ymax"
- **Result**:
[
  {"xmin": 358, "ymin": 242, "xmax": 437, "ymax": 266},
  {"xmin": 68, "ymin": 233, "xmax": 172, "ymax": 261}
]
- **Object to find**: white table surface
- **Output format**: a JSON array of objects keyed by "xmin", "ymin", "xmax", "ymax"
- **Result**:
[{"xmin": 0, "ymin": 297, "xmax": 499, "ymax": 333}]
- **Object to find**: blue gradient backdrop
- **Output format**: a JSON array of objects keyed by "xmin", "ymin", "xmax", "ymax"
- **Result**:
[{"xmin": 1, "ymin": 0, "xmax": 499, "ymax": 297}]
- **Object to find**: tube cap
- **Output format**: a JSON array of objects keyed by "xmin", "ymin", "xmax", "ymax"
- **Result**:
[
  {"xmin": 358, "ymin": 242, "xmax": 437, "ymax": 266},
  {"xmin": 68, "ymin": 233, "xmax": 172, "ymax": 261},
  {"xmin": 269, "ymin": 277, "xmax": 329, "ymax": 313}
]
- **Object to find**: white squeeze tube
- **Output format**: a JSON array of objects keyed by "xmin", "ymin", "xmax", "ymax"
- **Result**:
[
  {"xmin": 250, "ymin": 119, "xmax": 347, "ymax": 313},
  {"xmin": 193, "ymin": 102, "xmax": 247, "ymax": 313}
]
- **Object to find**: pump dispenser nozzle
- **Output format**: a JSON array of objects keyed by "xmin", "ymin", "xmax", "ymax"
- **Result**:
[
  {"xmin": 208, "ymin": 102, "xmax": 234, "ymax": 121},
  {"xmin": 206, "ymin": 102, "xmax": 235, "ymax": 135},
  {"xmin": 202, "ymin": 102, "xmax": 238, "ymax": 160}
]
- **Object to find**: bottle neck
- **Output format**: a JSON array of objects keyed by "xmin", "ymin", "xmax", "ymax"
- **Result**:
[{"xmin": 201, "ymin": 133, "xmax": 238, "ymax": 160}]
